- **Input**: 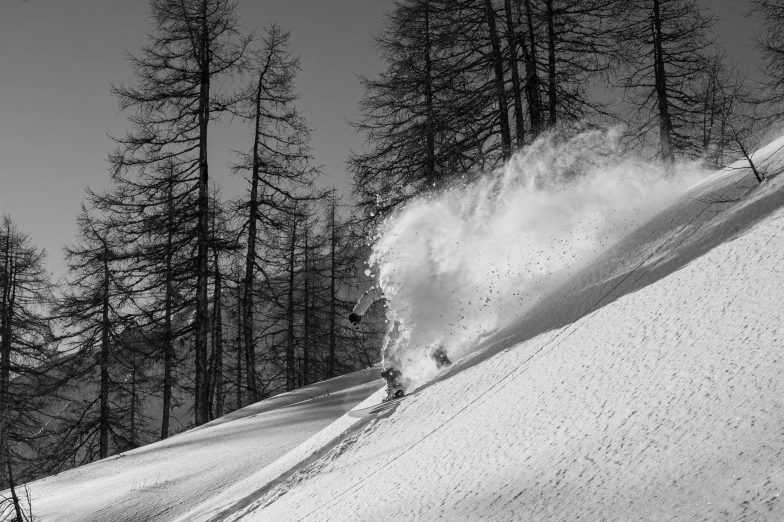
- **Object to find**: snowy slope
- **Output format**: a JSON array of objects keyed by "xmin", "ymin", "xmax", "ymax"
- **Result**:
[
  {"xmin": 222, "ymin": 139, "xmax": 784, "ymax": 521},
  {"xmin": 21, "ymin": 369, "xmax": 382, "ymax": 522},
  {"xmin": 10, "ymin": 137, "xmax": 784, "ymax": 522}
]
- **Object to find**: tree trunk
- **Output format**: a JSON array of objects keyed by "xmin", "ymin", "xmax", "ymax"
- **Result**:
[
  {"xmin": 504, "ymin": 0, "xmax": 526, "ymax": 147},
  {"xmin": 545, "ymin": 0, "xmax": 557, "ymax": 127},
  {"xmin": 423, "ymin": 0, "xmax": 437, "ymax": 183},
  {"xmin": 520, "ymin": 0, "xmax": 544, "ymax": 136},
  {"xmin": 5, "ymin": 449, "xmax": 24, "ymax": 522},
  {"xmin": 717, "ymin": 98, "xmax": 727, "ymax": 167},
  {"xmin": 302, "ymin": 228, "xmax": 310, "ymax": 387},
  {"xmin": 161, "ymin": 179, "xmax": 175, "ymax": 440},
  {"xmin": 211, "ymin": 252, "xmax": 224, "ymax": 418},
  {"xmin": 0, "ymin": 235, "xmax": 14, "ymax": 490},
  {"xmin": 235, "ymin": 267, "xmax": 243, "ymax": 409},
  {"xmin": 242, "ymin": 62, "xmax": 269, "ymax": 405},
  {"xmin": 129, "ymin": 366, "xmax": 137, "ymax": 449},
  {"xmin": 702, "ymin": 63, "xmax": 717, "ymax": 155},
  {"xmin": 652, "ymin": 0, "xmax": 675, "ymax": 164},
  {"xmin": 194, "ymin": 0, "xmax": 212, "ymax": 426},
  {"xmin": 286, "ymin": 219, "xmax": 297, "ymax": 392},
  {"xmin": 485, "ymin": 0, "xmax": 513, "ymax": 160},
  {"xmin": 0, "ymin": 234, "xmax": 12, "ymax": 432},
  {"xmin": 327, "ymin": 200, "xmax": 337, "ymax": 379},
  {"xmin": 100, "ymin": 248, "xmax": 111, "ymax": 459}
]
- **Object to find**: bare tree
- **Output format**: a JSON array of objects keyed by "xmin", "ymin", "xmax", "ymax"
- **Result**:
[
  {"xmin": 110, "ymin": 0, "xmax": 250, "ymax": 426},
  {"xmin": 349, "ymin": 0, "xmax": 490, "ymax": 218},
  {"xmin": 206, "ymin": 185, "xmax": 238, "ymax": 419},
  {"xmin": 321, "ymin": 195, "xmax": 383, "ymax": 379},
  {"xmin": 484, "ymin": 0, "xmax": 513, "ymax": 160},
  {"xmin": 750, "ymin": 0, "xmax": 784, "ymax": 123},
  {"xmin": 518, "ymin": 0, "xmax": 545, "ymax": 136},
  {"xmin": 696, "ymin": 53, "xmax": 756, "ymax": 170},
  {"xmin": 503, "ymin": 0, "xmax": 526, "ymax": 146},
  {"xmin": 0, "ymin": 215, "xmax": 55, "ymax": 488},
  {"xmin": 617, "ymin": 0, "xmax": 716, "ymax": 163},
  {"xmin": 351, "ymin": 0, "xmax": 621, "ymax": 221},
  {"xmin": 95, "ymin": 159, "xmax": 198, "ymax": 440},
  {"xmin": 53, "ymin": 204, "xmax": 143, "ymax": 462},
  {"xmin": 231, "ymin": 25, "xmax": 317, "ymax": 402}
]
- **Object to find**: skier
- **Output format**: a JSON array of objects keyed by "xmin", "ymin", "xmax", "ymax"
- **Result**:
[{"xmin": 349, "ymin": 284, "xmax": 451, "ymax": 401}]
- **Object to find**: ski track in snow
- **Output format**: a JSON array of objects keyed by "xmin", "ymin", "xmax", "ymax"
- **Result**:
[{"xmin": 231, "ymin": 139, "xmax": 784, "ymax": 521}]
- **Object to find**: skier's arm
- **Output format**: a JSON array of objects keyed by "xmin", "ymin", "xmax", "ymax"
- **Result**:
[{"xmin": 349, "ymin": 286, "xmax": 384, "ymax": 324}]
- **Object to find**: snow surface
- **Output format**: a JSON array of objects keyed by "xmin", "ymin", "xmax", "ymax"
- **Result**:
[
  {"xmin": 10, "ymin": 134, "xmax": 784, "ymax": 521},
  {"xmin": 20, "ymin": 369, "xmax": 381, "ymax": 522}
]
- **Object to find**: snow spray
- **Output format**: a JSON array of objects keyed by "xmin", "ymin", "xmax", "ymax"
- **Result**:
[{"xmin": 369, "ymin": 128, "xmax": 706, "ymax": 389}]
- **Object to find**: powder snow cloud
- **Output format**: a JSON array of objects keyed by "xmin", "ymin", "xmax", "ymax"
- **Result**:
[{"xmin": 370, "ymin": 128, "xmax": 706, "ymax": 388}]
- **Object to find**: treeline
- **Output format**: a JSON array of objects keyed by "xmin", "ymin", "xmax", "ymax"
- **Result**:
[
  {"xmin": 350, "ymin": 0, "xmax": 783, "ymax": 218},
  {"xmin": 0, "ymin": 0, "xmax": 384, "ymax": 493}
]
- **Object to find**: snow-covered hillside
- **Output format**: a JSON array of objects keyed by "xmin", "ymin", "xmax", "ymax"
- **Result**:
[
  {"xmin": 12, "ymin": 136, "xmax": 784, "ymax": 521},
  {"xmin": 219, "ymin": 139, "xmax": 784, "ymax": 521},
  {"xmin": 20, "ymin": 369, "xmax": 381, "ymax": 521}
]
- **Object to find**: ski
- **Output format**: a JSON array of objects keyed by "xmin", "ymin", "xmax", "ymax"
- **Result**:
[
  {"xmin": 347, "ymin": 346, "xmax": 453, "ymax": 419},
  {"xmin": 347, "ymin": 394, "xmax": 408, "ymax": 418}
]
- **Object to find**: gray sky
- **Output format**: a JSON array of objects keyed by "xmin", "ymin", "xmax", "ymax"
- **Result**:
[
  {"xmin": 0, "ymin": 0, "xmax": 392, "ymax": 278},
  {"xmin": 0, "ymin": 0, "xmax": 765, "ymax": 279}
]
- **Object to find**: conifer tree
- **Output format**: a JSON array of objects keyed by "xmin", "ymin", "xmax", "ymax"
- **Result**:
[
  {"xmin": 617, "ymin": 0, "xmax": 716, "ymax": 162},
  {"xmin": 0, "ymin": 215, "xmax": 55, "ymax": 487},
  {"xmin": 321, "ymin": 195, "xmax": 383, "ymax": 379},
  {"xmin": 350, "ymin": 0, "xmax": 486, "ymax": 216},
  {"xmin": 110, "ymin": 0, "xmax": 250, "ymax": 425},
  {"xmin": 206, "ymin": 185, "xmax": 238, "ymax": 419},
  {"xmin": 53, "ymin": 204, "xmax": 141, "ymax": 463},
  {"xmin": 351, "ymin": 0, "xmax": 621, "ymax": 219},
  {"xmin": 750, "ymin": 0, "xmax": 784, "ymax": 122},
  {"xmin": 97, "ymin": 160, "xmax": 198, "ymax": 439},
  {"xmin": 231, "ymin": 25, "xmax": 317, "ymax": 401}
]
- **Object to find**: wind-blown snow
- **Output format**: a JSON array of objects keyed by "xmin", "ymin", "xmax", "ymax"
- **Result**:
[{"xmin": 371, "ymin": 129, "xmax": 706, "ymax": 389}]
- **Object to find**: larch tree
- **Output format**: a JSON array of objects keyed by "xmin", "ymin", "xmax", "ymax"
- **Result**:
[
  {"xmin": 52, "ymin": 203, "xmax": 139, "ymax": 463},
  {"xmin": 0, "ymin": 215, "xmax": 55, "ymax": 488},
  {"xmin": 617, "ymin": 0, "xmax": 716, "ymax": 163},
  {"xmin": 511, "ymin": 0, "xmax": 618, "ymax": 133},
  {"xmin": 321, "ymin": 194, "xmax": 383, "ymax": 379},
  {"xmin": 484, "ymin": 0, "xmax": 514, "ymax": 160},
  {"xmin": 351, "ymin": 0, "xmax": 621, "ymax": 222},
  {"xmin": 517, "ymin": 0, "xmax": 545, "ymax": 137},
  {"xmin": 349, "ymin": 0, "xmax": 487, "ymax": 219},
  {"xmin": 110, "ymin": 0, "xmax": 250, "ymax": 425},
  {"xmin": 697, "ymin": 53, "xmax": 753, "ymax": 170},
  {"xmin": 206, "ymin": 184, "xmax": 238, "ymax": 420},
  {"xmin": 503, "ymin": 0, "xmax": 526, "ymax": 147},
  {"xmin": 750, "ymin": 0, "xmax": 784, "ymax": 122},
  {"xmin": 101, "ymin": 160, "xmax": 199, "ymax": 439},
  {"xmin": 284, "ymin": 210, "xmax": 299, "ymax": 392},
  {"xmin": 231, "ymin": 25, "xmax": 317, "ymax": 402}
]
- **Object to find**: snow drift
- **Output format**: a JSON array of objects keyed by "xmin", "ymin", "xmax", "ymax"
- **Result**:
[{"xmin": 371, "ymin": 129, "xmax": 706, "ymax": 389}]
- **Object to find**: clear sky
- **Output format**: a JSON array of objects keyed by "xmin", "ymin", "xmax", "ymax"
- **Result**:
[
  {"xmin": 0, "ymin": 0, "xmax": 392, "ymax": 278},
  {"xmin": 0, "ymin": 0, "xmax": 765, "ymax": 279}
]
